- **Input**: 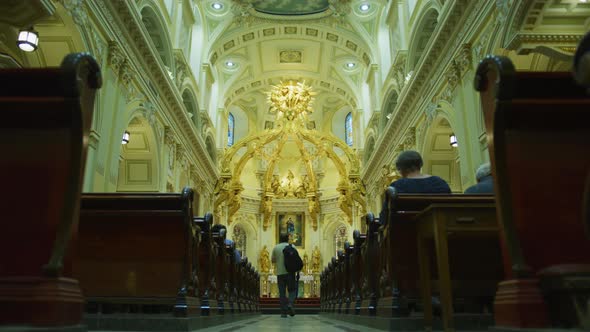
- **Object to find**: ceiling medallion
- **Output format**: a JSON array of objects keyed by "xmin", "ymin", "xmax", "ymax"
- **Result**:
[
  {"xmin": 279, "ymin": 50, "xmax": 302, "ymax": 63},
  {"xmin": 231, "ymin": 0, "xmax": 352, "ymax": 21}
]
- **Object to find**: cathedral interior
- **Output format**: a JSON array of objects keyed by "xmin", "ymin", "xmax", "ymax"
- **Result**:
[{"xmin": 1, "ymin": 0, "xmax": 589, "ymax": 331}]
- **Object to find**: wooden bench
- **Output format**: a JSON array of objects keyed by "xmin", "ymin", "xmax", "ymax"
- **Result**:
[
  {"xmin": 0, "ymin": 53, "xmax": 101, "ymax": 326},
  {"xmin": 194, "ymin": 213, "xmax": 215, "ymax": 315},
  {"xmin": 351, "ymin": 229, "xmax": 367, "ymax": 315},
  {"xmin": 413, "ymin": 195, "xmax": 500, "ymax": 332},
  {"xmin": 76, "ymin": 188, "xmax": 199, "ymax": 316},
  {"xmin": 376, "ymin": 192, "xmax": 501, "ymax": 326},
  {"xmin": 359, "ymin": 213, "xmax": 381, "ymax": 316},
  {"xmin": 475, "ymin": 50, "xmax": 590, "ymax": 329},
  {"xmin": 241, "ymin": 258, "xmax": 259, "ymax": 312},
  {"xmin": 342, "ymin": 242, "xmax": 355, "ymax": 314}
]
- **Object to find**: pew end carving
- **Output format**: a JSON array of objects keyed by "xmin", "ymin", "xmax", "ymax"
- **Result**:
[
  {"xmin": 475, "ymin": 48, "xmax": 590, "ymax": 329},
  {"xmin": 0, "ymin": 53, "xmax": 102, "ymax": 327}
]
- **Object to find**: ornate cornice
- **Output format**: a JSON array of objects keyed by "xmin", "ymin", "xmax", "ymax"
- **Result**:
[
  {"xmin": 506, "ymin": 33, "xmax": 583, "ymax": 54},
  {"xmin": 173, "ymin": 50, "xmax": 189, "ymax": 90},
  {"xmin": 164, "ymin": 126, "xmax": 176, "ymax": 146},
  {"xmin": 107, "ymin": 41, "xmax": 125, "ymax": 74},
  {"xmin": 57, "ymin": 0, "xmax": 87, "ymax": 26}
]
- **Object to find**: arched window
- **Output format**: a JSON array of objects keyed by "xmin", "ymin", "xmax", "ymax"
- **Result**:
[
  {"xmin": 334, "ymin": 225, "xmax": 347, "ymax": 257},
  {"xmin": 227, "ymin": 112, "xmax": 235, "ymax": 147},
  {"xmin": 345, "ymin": 112, "xmax": 353, "ymax": 146},
  {"xmin": 232, "ymin": 225, "xmax": 247, "ymax": 258}
]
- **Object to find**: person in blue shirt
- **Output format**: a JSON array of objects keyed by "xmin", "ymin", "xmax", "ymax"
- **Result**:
[
  {"xmin": 379, "ymin": 150, "xmax": 451, "ymax": 223},
  {"xmin": 464, "ymin": 163, "xmax": 494, "ymax": 194},
  {"xmin": 379, "ymin": 150, "xmax": 451, "ymax": 315}
]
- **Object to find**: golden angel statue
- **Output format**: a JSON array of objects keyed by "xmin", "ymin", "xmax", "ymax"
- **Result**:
[
  {"xmin": 259, "ymin": 245, "xmax": 271, "ymax": 273},
  {"xmin": 312, "ymin": 246, "xmax": 321, "ymax": 273}
]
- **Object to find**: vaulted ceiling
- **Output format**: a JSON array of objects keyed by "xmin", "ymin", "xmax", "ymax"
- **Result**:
[{"xmin": 199, "ymin": 0, "xmax": 386, "ymax": 133}]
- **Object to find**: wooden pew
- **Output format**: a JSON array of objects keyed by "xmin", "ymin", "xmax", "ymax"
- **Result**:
[
  {"xmin": 0, "ymin": 53, "xmax": 101, "ymax": 326},
  {"xmin": 360, "ymin": 213, "xmax": 381, "ymax": 316},
  {"xmin": 585, "ymin": 174, "xmax": 590, "ymax": 239},
  {"xmin": 378, "ymin": 190, "xmax": 502, "ymax": 332},
  {"xmin": 343, "ymin": 242, "xmax": 354, "ymax": 314},
  {"xmin": 243, "ymin": 259, "xmax": 256, "ymax": 312},
  {"xmin": 352, "ymin": 229, "xmax": 367, "ymax": 315},
  {"xmin": 336, "ymin": 249, "xmax": 346, "ymax": 314},
  {"xmin": 211, "ymin": 225, "xmax": 228, "ymax": 314},
  {"xmin": 194, "ymin": 213, "xmax": 216, "ymax": 316},
  {"xmin": 413, "ymin": 193, "xmax": 500, "ymax": 332},
  {"xmin": 576, "ymin": 32, "xmax": 590, "ymax": 239},
  {"xmin": 321, "ymin": 263, "xmax": 327, "ymax": 311},
  {"xmin": 573, "ymin": 29, "xmax": 590, "ymax": 90},
  {"xmin": 328, "ymin": 257, "xmax": 337, "ymax": 312},
  {"xmin": 475, "ymin": 53, "xmax": 590, "ymax": 329},
  {"xmin": 76, "ymin": 188, "xmax": 199, "ymax": 317},
  {"xmin": 225, "ymin": 241, "xmax": 237, "ymax": 314},
  {"xmin": 236, "ymin": 257, "xmax": 246, "ymax": 313},
  {"xmin": 238, "ymin": 258, "xmax": 251, "ymax": 313}
]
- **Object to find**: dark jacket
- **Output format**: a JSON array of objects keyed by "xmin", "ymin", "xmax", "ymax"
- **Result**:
[
  {"xmin": 380, "ymin": 176, "xmax": 452, "ymax": 223},
  {"xmin": 464, "ymin": 175, "xmax": 494, "ymax": 194}
]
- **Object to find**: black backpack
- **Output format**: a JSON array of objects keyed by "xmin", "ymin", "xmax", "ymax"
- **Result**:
[{"xmin": 283, "ymin": 244, "xmax": 303, "ymax": 273}]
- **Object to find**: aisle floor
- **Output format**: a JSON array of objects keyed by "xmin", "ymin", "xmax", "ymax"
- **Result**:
[{"xmin": 191, "ymin": 315, "xmax": 385, "ymax": 332}]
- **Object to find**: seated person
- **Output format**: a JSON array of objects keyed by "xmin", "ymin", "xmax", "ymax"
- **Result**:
[
  {"xmin": 389, "ymin": 150, "xmax": 451, "ymax": 194},
  {"xmin": 380, "ymin": 150, "xmax": 451, "ymax": 222},
  {"xmin": 379, "ymin": 150, "xmax": 450, "ymax": 312},
  {"xmin": 464, "ymin": 162, "xmax": 494, "ymax": 194},
  {"xmin": 211, "ymin": 223, "xmax": 242, "ymax": 264}
]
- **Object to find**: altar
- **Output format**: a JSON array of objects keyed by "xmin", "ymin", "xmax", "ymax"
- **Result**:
[{"xmin": 261, "ymin": 272, "xmax": 319, "ymax": 298}]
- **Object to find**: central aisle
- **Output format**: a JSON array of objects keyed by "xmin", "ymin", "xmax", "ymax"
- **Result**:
[{"xmin": 194, "ymin": 314, "xmax": 384, "ymax": 332}]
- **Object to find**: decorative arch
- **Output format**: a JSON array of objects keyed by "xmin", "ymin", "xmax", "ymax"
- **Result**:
[
  {"xmin": 205, "ymin": 135, "xmax": 216, "ymax": 164},
  {"xmin": 227, "ymin": 211, "xmax": 258, "ymax": 260},
  {"xmin": 229, "ymin": 217, "xmax": 258, "ymax": 260},
  {"xmin": 332, "ymin": 105, "xmax": 353, "ymax": 144},
  {"xmin": 407, "ymin": 5, "xmax": 440, "ymax": 70},
  {"xmin": 381, "ymin": 89, "xmax": 399, "ymax": 131},
  {"xmin": 140, "ymin": 4, "xmax": 173, "ymax": 68},
  {"xmin": 364, "ymin": 135, "xmax": 376, "ymax": 164},
  {"xmin": 322, "ymin": 216, "xmax": 350, "ymax": 264},
  {"xmin": 181, "ymin": 88, "xmax": 199, "ymax": 129},
  {"xmin": 117, "ymin": 114, "xmax": 161, "ymax": 192},
  {"xmin": 227, "ymin": 104, "xmax": 249, "ymax": 145},
  {"xmin": 190, "ymin": 2, "xmax": 206, "ymax": 64},
  {"xmin": 333, "ymin": 224, "xmax": 348, "ymax": 258}
]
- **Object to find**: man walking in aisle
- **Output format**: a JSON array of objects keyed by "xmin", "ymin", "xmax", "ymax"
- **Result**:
[{"xmin": 272, "ymin": 232, "xmax": 298, "ymax": 317}]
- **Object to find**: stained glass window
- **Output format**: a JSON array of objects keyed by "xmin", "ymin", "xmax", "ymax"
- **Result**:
[
  {"xmin": 227, "ymin": 112, "xmax": 235, "ymax": 147},
  {"xmin": 345, "ymin": 112, "xmax": 353, "ymax": 146}
]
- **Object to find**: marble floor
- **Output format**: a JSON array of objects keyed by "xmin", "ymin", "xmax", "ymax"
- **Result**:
[{"xmin": 94, "ymin": 315, "xmax": 386, "ymax": 332}]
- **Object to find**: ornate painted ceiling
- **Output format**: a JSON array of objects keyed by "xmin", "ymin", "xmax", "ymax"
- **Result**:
[
  {"xmin": 251, "ymin": 0, "xmax": 330, "ymax": 16},
  {"xmin": 200, "ymin": 0, "xmax": 383, "ymax": 134}
]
